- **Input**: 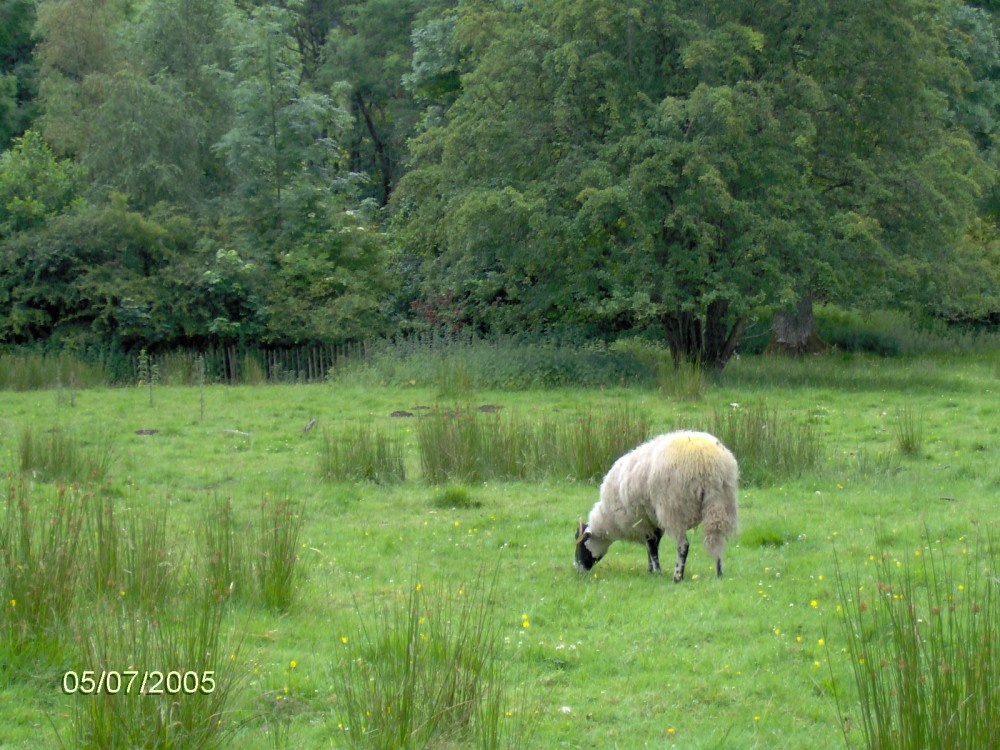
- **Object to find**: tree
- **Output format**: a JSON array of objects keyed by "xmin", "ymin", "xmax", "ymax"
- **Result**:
[
  {"xmin": 393, "ymin": 0, "xmax": 993, "ymax": 367},
  {"xmin": 33, "ymin": 0, "xmax": 124, "ymax": 155},
  {"xmin": 0, "ymin": 0, "xmax": 39, "ymax": 147},
  {"xmin": 215, "ymin": 3, "xmax": 395, "ymax": 344},
  {"xmin": 322, "ymin": 0, "xmax": 456, "ymax": 206},
  {"xmin": 0, "ymin": 129, "xmax": 82, "ymax": 236}
]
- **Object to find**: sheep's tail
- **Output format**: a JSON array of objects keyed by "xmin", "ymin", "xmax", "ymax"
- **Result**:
[{"xmin": 701, "ymin": 484, "xmax": 739, "ymax": 559}]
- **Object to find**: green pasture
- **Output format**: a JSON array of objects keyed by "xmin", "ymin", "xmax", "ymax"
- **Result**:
[{"xmin": 0, "ymin": 349, "xmax": 998, "ymax": 748}]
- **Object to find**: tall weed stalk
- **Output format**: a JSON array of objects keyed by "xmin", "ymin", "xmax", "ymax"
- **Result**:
[{"xmin": 833, "ymin": 534, "xmax": 1000, "ymax": 749}]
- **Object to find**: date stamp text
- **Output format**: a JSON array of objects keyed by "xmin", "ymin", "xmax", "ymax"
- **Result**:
[{"xmin": 62, "ymin": 670, "xmax": 216, "ymax": 695}]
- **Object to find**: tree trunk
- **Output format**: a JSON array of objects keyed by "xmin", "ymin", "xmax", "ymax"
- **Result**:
[
  {"xmin": 767, "ymin": 294, "xmax": 829, "ymax": 355},
  {"xmin": 661, "ymin": 302, "xmax": 746, "ymax": 370}
]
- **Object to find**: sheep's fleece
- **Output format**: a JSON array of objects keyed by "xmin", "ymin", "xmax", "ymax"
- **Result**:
[{"xmin": 581, "ymin": 431, "xmax": 739, "ymax": 572}]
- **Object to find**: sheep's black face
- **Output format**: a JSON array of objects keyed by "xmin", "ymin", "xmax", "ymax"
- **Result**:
[{"xmin": 574, "ymin": 521, "xmax": 604, "ymax": 572}]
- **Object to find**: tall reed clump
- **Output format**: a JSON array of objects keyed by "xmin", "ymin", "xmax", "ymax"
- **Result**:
[
  {"xmin": 334, "ymin": 569, "xmax": 533, "ymax": 750},
  {"xmin": 319, "ymin": 424, "xmax": 406, "ymax": 483},
  {"xmin": 83, "ymin": 496, "xmax": 177, "ymax": 610},
  {"xmin": 67, "ymin": 590, "xmax": 244, "ymax": 750},
  {"xmin": 200, "ymin": 497, "xmax": 305, "ymax": 611},
  {"xmin": 546, "ymin": 407, "xmax": 650, "ymax": 482},
  {"xmin": 833, "ymin": 534, "xmax": 999, "ymax": 750},
  {"xmin": 0, "ymin": 482, "xmax": 85, "ymax": 662},
  {"xmin": 892, "ymin": 406, "xmax": 923, "ymax": 457},
  {"xmin": 18, "ymin": 426, "xmax": 115, "ymax": 484},
  {"xmin": 254, "ymin": 497, "xmax": 306, "ymax": 612},
  {"xmin": 0, "ymin": 351, "xmax": 111, "ymax": 390},
  {"xmin": 658, "ymin": 359, "xmax": 707, "ymax": 401},
  {"xmin": 417, "ymin": 406, "xmax": 649, "ymax": 484},
  {"xmin": 710, "ymin": 404, "xmax": 822, "ymax": 485},
  {"xmin": 202, "ymin": 499, "xmax": 253, "ymax": 602}
]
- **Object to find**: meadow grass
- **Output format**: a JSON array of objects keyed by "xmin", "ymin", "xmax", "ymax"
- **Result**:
[{"xmin": 0, "ymin": 348, "xmax": 997, "ymax": 748}]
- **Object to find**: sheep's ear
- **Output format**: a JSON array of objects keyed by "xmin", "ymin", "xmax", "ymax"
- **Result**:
[{"xmin": 575, "ymin": 519, "xmax": 588, "ymax": 544}]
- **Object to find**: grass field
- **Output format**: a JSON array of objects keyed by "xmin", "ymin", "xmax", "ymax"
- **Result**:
[{"xmin": 1, "ymin": 348, "xmax": 998, "ymax": 749}]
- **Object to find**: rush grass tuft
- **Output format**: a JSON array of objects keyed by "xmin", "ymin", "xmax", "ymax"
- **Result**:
[{"xmin": 833, "ymin": 533, "xmax": 1000, "ymax": 750}]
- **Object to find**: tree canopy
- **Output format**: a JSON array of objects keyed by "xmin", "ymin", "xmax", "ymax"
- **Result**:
[
  {"xmin": 1, "ymin": 0, "xmax": 998, "ymax": 360},
  {"xmin": 394, "ymin": 0, "xmax": 998, "ymax": 366}
]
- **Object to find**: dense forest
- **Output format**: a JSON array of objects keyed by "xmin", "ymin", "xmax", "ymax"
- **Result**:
[{"xmin": 2, "ymin": 0, "xmax": 999, "ymax": 368}]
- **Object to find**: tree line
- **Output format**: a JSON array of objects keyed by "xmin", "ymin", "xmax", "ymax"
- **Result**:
[{"xmin": 2, "ymin": 0, "xmax": 999, "ymax": 368}]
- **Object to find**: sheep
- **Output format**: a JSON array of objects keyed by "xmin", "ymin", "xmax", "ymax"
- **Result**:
[{"xmin": 574, "ymin": 430, "xmax": 739, "ymax": 582}]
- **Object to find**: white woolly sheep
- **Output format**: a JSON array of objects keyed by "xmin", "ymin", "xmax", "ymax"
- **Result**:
[{"xmin": 574, "ymin": 430, "xmax": 739, "ymax": 582}]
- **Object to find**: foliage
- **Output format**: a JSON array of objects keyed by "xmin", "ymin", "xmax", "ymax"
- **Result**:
[
  {"xmin": 6, "ymin": 0, "xmax": 999, "ymax": 359},
  {"xmin": 0, "ymin": 0, "xmax": 39, "ymax": 147},
  {"xmin": 322, "ymin": 0, "xmax": 448, "ymax": 206},
  {"xmin": 0, "ymin": 130, "xmax": 82, "ymax": 236},
  {"xmin": 394, "ymin": 0, "xmax": 995, "ymax": 368}
]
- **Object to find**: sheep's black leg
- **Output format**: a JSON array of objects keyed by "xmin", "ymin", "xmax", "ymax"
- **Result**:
[
  {"xmin": 673, "ymin": 537, "xmax": 690, "ymax": 583},
  {"xmin": 716, "ymin": 557, "xmax": 723, "ymax": 578},
  {"xmin": 646, "ymin": 529, "xmax": 664, "ymax": 573}
]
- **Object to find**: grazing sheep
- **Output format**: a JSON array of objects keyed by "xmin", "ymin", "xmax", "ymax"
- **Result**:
[{"xmin": 574, "ymin": 431, "xmax": 739, "ymax": 582}]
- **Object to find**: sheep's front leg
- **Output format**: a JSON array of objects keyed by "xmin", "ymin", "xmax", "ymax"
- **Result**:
[
  {"xmin": 645, "ymin": 529, "xmax": 664, "ymax": 573},
  {"xmin": 673, "ymin": 535, "xmax": 690, "ymax": 583}
]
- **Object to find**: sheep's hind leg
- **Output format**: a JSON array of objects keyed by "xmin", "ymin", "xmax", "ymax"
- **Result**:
[
  {"xmin": 672, "ymin": 535, "xmax": 690, "ymax": 583},
  {"xmin": 646, "ymin": 529, "xmax": 664, "ymax": 573}
]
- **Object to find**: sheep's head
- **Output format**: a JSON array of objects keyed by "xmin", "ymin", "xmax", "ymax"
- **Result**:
[{"xmin": 574, "ymin": 519, "xmax": 607, "ymax": 572}]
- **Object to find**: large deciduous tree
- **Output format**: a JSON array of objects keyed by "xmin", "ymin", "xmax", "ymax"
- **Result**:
[{"xmin": 394, "ymin": 0, "xmax": 993, "ymax": 367}]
